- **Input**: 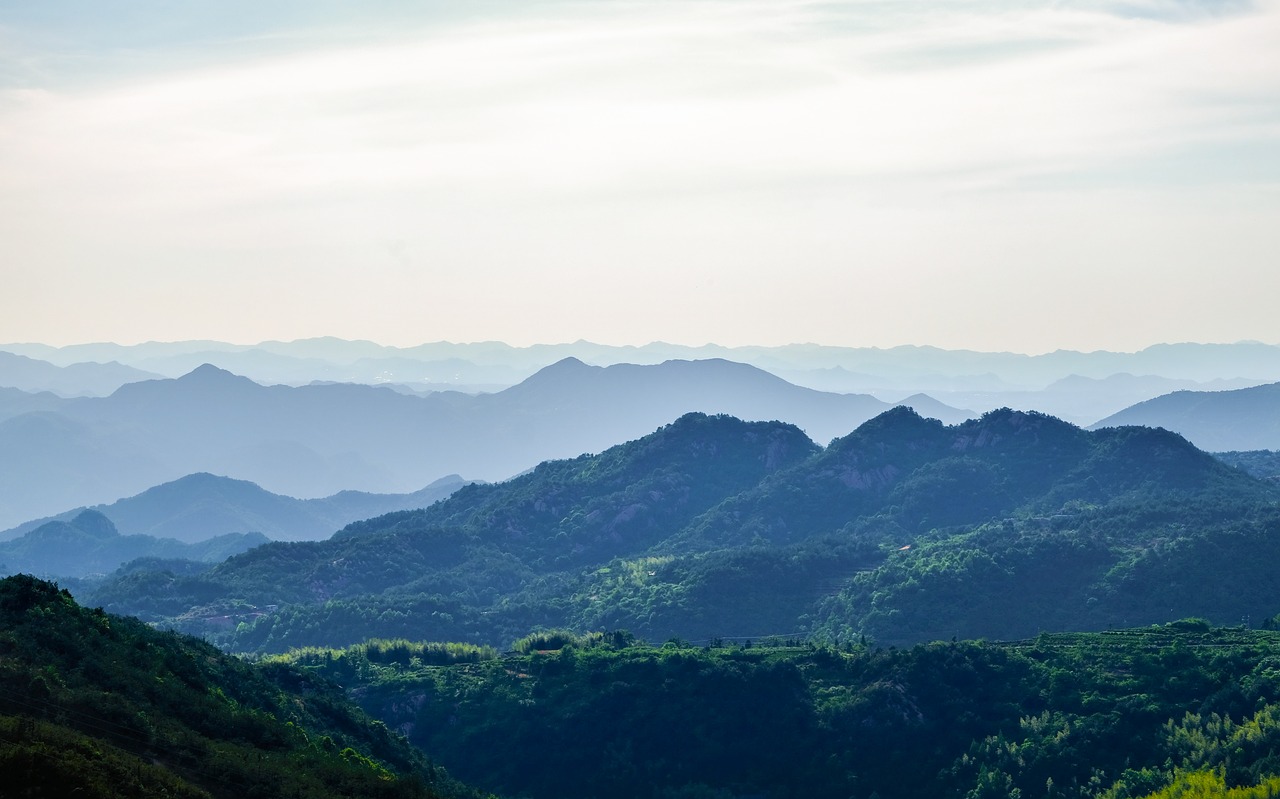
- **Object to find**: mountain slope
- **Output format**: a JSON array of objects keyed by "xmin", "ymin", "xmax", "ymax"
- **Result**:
[
  {"xmin": 0, "ymin": 411, "xmax": 173, "ymax": 530},
  {"xmin": 0, "ymin": 350, "xmax": 160, "ymax": 396},
  {"xmin": 673, "ymin": 406, "xmax": 1232, "ymax": 551},
  {"xmin": 0, "ymin": 574, "xmax": 486, "ymax": 799},
  {"xmin": 0, "ymin": 510, "xmax": 268, "ymax": 577},
  {"xmin": 1092, "ymin": 381, "xmax": 1280, "ymax": 451},
  {"xmin": 0, "ymin": 386, "xmax": 66, "ymax": 423},
  {"xmin": 240, "ymin": 413, "xmax": 815, "ymax": 596},
  {"xmin": 478, "ymin": 356, "xmax": 909, "ymax": 444}
]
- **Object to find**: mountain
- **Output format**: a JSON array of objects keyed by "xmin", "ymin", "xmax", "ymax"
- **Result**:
[
  {"xmin": 0, "ymin": 472, "xmax": 470, "ymax": 545},
  {"xmin": 85, "ymin": 408, "xmax": 1279, "ymax": 653},
  {"xmin": 11, "ymin": 338, "xmax": 1280, "ymax": 387},
  {"xmin": 0, "ymin": 350, "xmax": 160, "ymax": 396},
  {"xmin": 1092, "ymin": 381, "xmax": 1280, "ymax": 451},
  {"xmin": 0, "ymin": 359, "xmax": 970, "ymax": 528},
  {"xmin": 0, "ymin": 509, "xmax": 268, "ymax": 577},
  {"xmin": 1041, "ymin": 372, "xmax": 1262, "ymax": 422},
  {"xmin": 467, "ymin": 356, "xmax": 973, "ymax": 448},
  {"xmin": 0, "ymin": 573, "xmax": 484, "ymax": 799}
]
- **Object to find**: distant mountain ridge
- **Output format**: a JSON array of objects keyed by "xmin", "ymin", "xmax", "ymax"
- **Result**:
[
  {"xmin": 1092, "ymin": 381, "xmax": 1280, "ymax": 451},
  {"xmin": 919, "ymin": 372, "xmax": 1269, "ymax": 426},
  {"xmin": 0, "ymin": 509, "xmax": 267, "ymax": 578},
  {"xmin": 10, "ymin": 338, "xmax": 1280, "ymax": 385},
  {"xmin": 0, "ymin": 359, "xmax": 972, "ymax": 529},
  {"xmin": 0, "ymin": 350, "xmax": 161, "ymax": 396},
  {"xmin": 0, "ymin": 472, "xmax": 470, "ymax": 548},
  {"xmin": 7, "ymin": 337, "xmax": 1279, "ymax": 430}
]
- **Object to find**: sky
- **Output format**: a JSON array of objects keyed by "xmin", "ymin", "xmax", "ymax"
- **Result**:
[{"xmin": 1, "ymin": 0, "xmax": 1278, "ymax": 353}]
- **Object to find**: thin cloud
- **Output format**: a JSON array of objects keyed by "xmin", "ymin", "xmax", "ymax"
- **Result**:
[
  {"xmin": 4, "ymin": 0, "xmax": 1273, "ymax": 203},
  {"xmin": 0, "ymin": 0, "xmax": 1277, "ymax": 349}
]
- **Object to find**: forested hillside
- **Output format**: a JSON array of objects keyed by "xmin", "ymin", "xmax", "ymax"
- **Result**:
[
  {"xmin": 278, "ymin": 624, "xmax": 1280, "ymax": 799},
  {"xmin": 85, "ymin": 409, "xmax": 1280, "ymax": 652},
  {"xmin": 0, "ymin": 574, "xmax": 487, "ymax": 799}
]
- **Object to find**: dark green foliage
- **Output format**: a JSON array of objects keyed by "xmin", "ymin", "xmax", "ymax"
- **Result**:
[
  {"xmin": 0, "ymin": 574, "xmax": 488, "ymax": 799},
  {"xmin": 279, "ymin": 625, "xmax": 1280, "ymax": 799}
]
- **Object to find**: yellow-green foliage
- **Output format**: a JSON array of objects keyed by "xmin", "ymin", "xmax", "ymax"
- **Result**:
[
  {"xmin": 275, "ymin": 639, "xmax": 498, "ymax": 666},
  {"xmin": 1136, "ymin": 770, "xmax": 1280, "ymax": 798},
  {"xmin": 1164, "ymin": 705, "xmax": 1280, "ymax": 773},
  {"xmin": 511, "ymin": 629, "xmax": 589, "ymax": 654},
  {"xmin": 616, "ymin": 556, "xmax": 674, "ymax": 586}
]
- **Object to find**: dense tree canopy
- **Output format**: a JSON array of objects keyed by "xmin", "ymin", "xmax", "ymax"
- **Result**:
[{"xmin": 0, "ymin": 574, "xmax": 488, "ymax": 799}]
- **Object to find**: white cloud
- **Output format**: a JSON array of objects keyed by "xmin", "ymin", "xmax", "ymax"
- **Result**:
[{"xmin": 0, "ymin": 0, "xmax": 1277, "ymax": 349}]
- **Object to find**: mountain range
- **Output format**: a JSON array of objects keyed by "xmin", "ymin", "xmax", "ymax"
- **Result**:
[
  {"xmin": 86, "ymin": 407, "xmax": 1280, "ymax": 653},
  {"xmin": 0, "ymin": 358, "xmax": 972, "ymax": 529},
  {"xmin": 6, "ymin": 339, "xmax": 1280, "ymax": 422},
  {"xmin": 0, "ymin": 350, "xmax": 161, "ymax": 396}
]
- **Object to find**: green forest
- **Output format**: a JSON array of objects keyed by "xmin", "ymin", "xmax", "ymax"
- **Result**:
[
  {"xmin": 82, "ymin": 410, "xmax": 1280, "ymax": 653},
  {"xmin": 276, "ymin": 624, "xmax": 1280, "ymax": 799}
]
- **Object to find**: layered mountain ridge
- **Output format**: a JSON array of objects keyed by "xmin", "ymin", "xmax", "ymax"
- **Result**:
[
  {"xmin": 86, "ymin": 407, "xmax": 1280, "ymax": 652},
  {"xmin": 1, "ymin": 472, "xmax": 469, "ymax": 548},
  {"xmin": 0, "ymin": 359, "xmax": 971, "ymax": 529},
  {"xmin": 0, "ymin": 509, "xmax": 268, "ymax": 577}
]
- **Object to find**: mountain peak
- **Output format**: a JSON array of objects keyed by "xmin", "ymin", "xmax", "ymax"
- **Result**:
[
  {"xmin": 27, "ymin": 509, "xmax": 122, "ymax": 542},
  {"xmin": 180, "ymin": 363, "xmax": 246, "ymax": 381},
  {"xmin": 506, "ymin": 357, "xmax": 599, "ymax": 392},
  {"xmin": 850, "ymin": 405, "xmax": 938, "ymax": 436},
  {"xmin": 541, "ymin": 356, "xmax": 590, "ymax": 372},
  {"xmin": 70, "ymin": 509, "xmax": 118, "ymax": 538},
  {"xmin": 164, "ymin": 364, "xmax": 264, "ymax": 393}
]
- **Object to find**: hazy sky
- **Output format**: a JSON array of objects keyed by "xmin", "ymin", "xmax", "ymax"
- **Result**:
[{"xmin": 1, "ymin": 0, "xmax": 1277, "ymax": 353}]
